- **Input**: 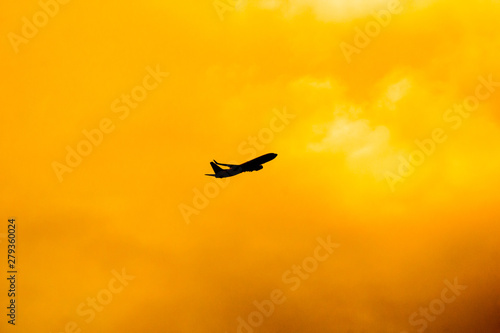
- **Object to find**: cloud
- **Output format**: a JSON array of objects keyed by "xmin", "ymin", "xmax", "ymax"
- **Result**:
[
  {"xmin": 254, "ymin": 0, "xmax": 436, "ymax": 21},
  {"xmin": 309, "ymin": 111, "xmax": 396, "ymax": 179},
  {"xmin": 304, "ymin": 75, "xmax": 414, "ymax": 180},
  {"xmin": 386, "ymin": 78, "xmax": 411, "ymax": 105}
]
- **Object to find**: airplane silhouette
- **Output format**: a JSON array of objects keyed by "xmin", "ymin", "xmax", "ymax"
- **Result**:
[{"xmin": 205, "ymin": 153, "xmax": 277, "ymax": 178}]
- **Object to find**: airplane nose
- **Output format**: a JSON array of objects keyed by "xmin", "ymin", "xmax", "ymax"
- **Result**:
[{"xmin": 267, "ymin": 153, "xmax": 278, "ymax": 161}]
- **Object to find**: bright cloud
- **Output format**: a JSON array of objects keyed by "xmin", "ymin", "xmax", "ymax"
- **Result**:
[
  {"xmin": 255, "ymin": 0, "xmax": 436, "ymax": 21},
  {"xmin": 310, "ymin": 112, "xmax": 397, "ymax": 179}
]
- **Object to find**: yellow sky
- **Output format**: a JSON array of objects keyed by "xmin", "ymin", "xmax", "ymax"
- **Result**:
[{"xmin": 1, "ymin": 0, "xmax": 500, "ymax": 332}]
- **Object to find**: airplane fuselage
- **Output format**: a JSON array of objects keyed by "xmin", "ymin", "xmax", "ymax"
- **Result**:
[{"xmin": 205, "ymin": 153, "xmax": 277, "ymax": 178}]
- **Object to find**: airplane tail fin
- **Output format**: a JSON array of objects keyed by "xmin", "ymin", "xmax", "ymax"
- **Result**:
[{"xmin": 210, "ymin": 162, "xmax": 223, "ymax": 173}]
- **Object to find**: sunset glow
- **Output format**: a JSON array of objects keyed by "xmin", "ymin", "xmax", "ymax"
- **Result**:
[{"xmin": 1, "ymin": 0, "xmax": 500, "ymax": 332}]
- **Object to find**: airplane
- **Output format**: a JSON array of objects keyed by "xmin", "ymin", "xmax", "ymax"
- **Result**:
[{"xmin": 205, "ymin": 153, "xmax": 277, "ymax": 178}]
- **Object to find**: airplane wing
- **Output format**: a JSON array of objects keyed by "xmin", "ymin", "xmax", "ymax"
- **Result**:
[
  {"xmin": 238, "ymin": 153, "xmax": 277, "ymax": 172},
  {"xmin": 213, "ymin": 160, "xmax": 239, "ymax": 167}
]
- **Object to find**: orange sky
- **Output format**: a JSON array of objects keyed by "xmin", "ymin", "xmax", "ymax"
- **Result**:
[{"xmin": 1, "ymin": 0, "xmax": 500, "ymax": 332}]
